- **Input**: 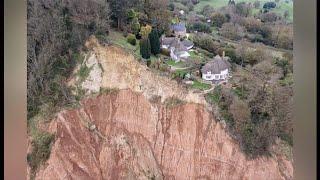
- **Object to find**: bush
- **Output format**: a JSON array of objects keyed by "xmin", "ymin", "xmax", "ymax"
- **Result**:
[
  {"xmin": 210, "ymin": 13, "xmax": 227, "ymax": 28},
  {"xmin": 127, "ymin": 33, "xmax": 137, "ymax": 45},
  {"xmin": 243, "ymin": 48, "xmax": 267, "ymax": 65},
  {"xmin": 263, "ymin": 2, "xmax": 276, "ymax": 9},
  {"xmin": 260, "ymin": 12, "xmax": 280, "ymax": 22},
  {"xmin": 160, "ymin": 48, "xmax": 171, "ymax": 56},
  {"xmin": 191, "ymin": 33, "xmax": 219, "ymax": 53},
  {"xmin": 168, "ymin": 3, "xmax": 175, "ymax": 11},
  {"xmin": 187, "ymin": 22, "xmax": 211, "ymax": 33},
  {"xmin": 27, "ymin": 131, "xmax": 55, "ymax": 179},
  {"xmin": 164, "ymin": 97, "xmax": 185, "ymax": 108}
]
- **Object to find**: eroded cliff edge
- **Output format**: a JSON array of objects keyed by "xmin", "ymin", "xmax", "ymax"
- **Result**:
[
  {"xmin": 35, "ymin": 89, "xmax": 292, "ymax": 180},
  {"xmin": 30, "ymin": 37, "xmax": 293, "ymax": 180}
]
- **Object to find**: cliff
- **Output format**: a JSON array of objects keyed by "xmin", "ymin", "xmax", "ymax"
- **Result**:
[{"xmin": 30, "ymin": 37, "xmax": 293, "ymax": 180}]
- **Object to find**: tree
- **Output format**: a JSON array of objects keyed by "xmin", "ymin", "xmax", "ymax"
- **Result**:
[
  {"xmin": 229, "ymin": 97, "xmax": 251, "ymax": 133},
  {"xmin": 109, "ymin": 0, "xmax": 136, "ymax": 29},
  {"xmin": 254, "ymin": 1, "xmax": 260, "ymax": 8},
  {"xmin": 210, "ymin": 12, "xmax": 227, "ymax": 28},
  {"xmin": 131, "ymin": 17, "xmax": 141, "ymax": 35},
  {"xmin": 140, "ymin": 25, "xmax": 152, "ymax": 38},
  {"xmin": 235, "ymin": 2, "xmax": 251, "ymax": 17},
  {"xmin": 143, "ymin": 0, "xmax": 171, "ymax": 33},
  {"xmin": 220, "ymin": 22, "xmax": 245, "ymax": 40},
  {"xmin": 242, "ymin": 17, "xmax": 262, "ymax": 33},
  {"xmin": 201, "ymin": 5, "xmax": 215, "ymax": 17},
  {"xmin": 148, "ymin": 28, "xmax": 160, "ymax": 55},
  {"xmin": 27, "ymin": 0, "xmax": 111, "ymax": 119},
  {"xmin": 140, "ymin": 38, "xmax": 151, "ymax": 59},
  {"xmin": 283, "ymin": 10, "xmax": 289, "ymax": 19},
  {"xmin": 260, "ymin": 12, "xmax": 280, "ymax": 22}
]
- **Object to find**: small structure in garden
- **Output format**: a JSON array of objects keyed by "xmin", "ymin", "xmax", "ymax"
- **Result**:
[
  {"xmin": 201, "ymin": 52, "xmax": 232, "ymax": 84},
  {"xmin": 160, "ymin": 36, "xmax": 194, "ymax": 62}
]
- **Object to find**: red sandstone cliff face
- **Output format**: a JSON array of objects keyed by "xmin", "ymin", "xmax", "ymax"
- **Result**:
[{"xmin": 34, "ymin": 90, "xmax": 293, "ymax": 180}]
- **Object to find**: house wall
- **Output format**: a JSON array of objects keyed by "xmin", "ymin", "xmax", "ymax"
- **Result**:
[
  {"xmin": 170, "ymin": 49, "xmax": 179, "ymax": 61},
  {"xmin": 202, "ymin": 69, "xmax": 229, "ymax": 81},
  {"xmin": 162, "ymin": 45, "xmax": 169, "ymax": 49}
]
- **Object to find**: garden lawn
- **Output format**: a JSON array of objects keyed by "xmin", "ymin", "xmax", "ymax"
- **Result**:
[{"xmin": 191, "ymin": 80, "xmax": 211, "ymax": 90}]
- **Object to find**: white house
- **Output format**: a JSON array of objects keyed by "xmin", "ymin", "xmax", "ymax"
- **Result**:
[{"xmin": 201, "ymin": 53, "xmax": 232, "ymax": 83}]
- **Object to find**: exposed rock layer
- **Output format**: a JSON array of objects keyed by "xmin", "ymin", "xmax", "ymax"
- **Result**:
[
  {"xmin": 35, "ymin": 90, "xmax": 292, "ymax": 180},
  {"xmin": 31, "ymin": 37, "xmax": 293, "ymax": 180}
]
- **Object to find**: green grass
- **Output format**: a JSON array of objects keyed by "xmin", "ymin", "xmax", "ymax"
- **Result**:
[
  {"xmin": 191, "ymin": 80, "xmax": 211, "ymax": 90},
  {"xmin": 27, "ymin": 116, "xmax": 55, "ymax": 180},
  {"xmin": 106, "ymin": 30, "xmax": 141, "ymax": 54},
  {"xmin": 194, "ymin": 0, "xmax": 229, "ymax": 12},
  {"xmin": 166, "ymin": 59, "xmax": 184, "ymax": 66},
  {"xmin": 193, "ymin": 0, "xmax": 293, "ymax": 22},
  {"xmin": 279, "ymin": 73, "xmax": 293, "ymax": 86},
  {"xmin": 77, "ymin": 64, "xmax": 92, "ymax": 82},
  {"xmin": 189, "ymin": 50, "xmax": 205, "ymax": 61},
  {"xmin": 172, "ymin": 69, "xmax": 188, "ymax": 79},
  {"xmin": 205, "ymin": 85, "xmax": 222, "ymax": 104},
  {"xmin": 232, "ymin": 86, "xmax": 248, "ymax": 99}
]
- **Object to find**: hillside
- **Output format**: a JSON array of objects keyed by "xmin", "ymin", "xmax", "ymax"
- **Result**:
[{"xmin": 27, "ymin": 37, "xmax": 293, "ymax": 180}]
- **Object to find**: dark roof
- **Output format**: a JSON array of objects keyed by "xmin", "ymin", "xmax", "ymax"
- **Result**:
[
  {"xmin": 181, "ymin": 39, "xmax": 194, "ymax": 48},
  {"xmin": 161, "ymin": 37, "xmax": 175, "ymax": 46},
  {"xmin": 171, "ymin": 39, "xmax": 188, "ymax": 52},
  {"xmin": 201, "ymin": 55, "xmax": 231, "ymax": 74},
  {"xmin": 171, "ymin": 23, "xmax": 186, "ymax": 32}
]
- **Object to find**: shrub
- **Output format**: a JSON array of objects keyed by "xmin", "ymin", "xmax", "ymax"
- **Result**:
[
  {"xmin": 205, "ymin": 85, "xmax": 222, "ymax": 104},
  {"xmin": 168, "ymin": 3, "xmax": 175, "ymax": 11},
  {"xmin": 263, "ymin": 2, "xmax": 276, "ymax": 9},
  {"xmin": 191, "ymin": 33, "xmax": 219, "ymax": 53},
  {"xmin": 187, "ymin": 22, "xmax": 211, "ymax": 33},
  {"xmin": 149, "ymin": 95, "xmax": 162, "ymax": 104},
  {"xmin": 27, "ymin": 131, "xmax": 55, "ymax": 179},
  {"xmin": 210, "ymin": 13, "xmax": 227, "ymax": 28},
  {"xmin": 130, "ymin": 17, "xmax": 141, "ymax": 35},
  {"xmin": 243, "ymin": 48, "xmax": 267, "ymax": 66},
  {"xmin": 235, "ymin": 2, "xmax": 251, "ymax": 17},
  {"xmin": 164, "ymin": 97, "xmax": 185, "ymax": 108},
  {"xmin": 127, "ymin": 33, "xmax": 137, "ymax": 45},
  {"xmin": 160, "ymin": 48, "xmax": 171, "ymax": 56},
  {"xmin": 260, "ymin": 12, "xmax": 280, "ymax": 22},
  {"xmin": 242, "ymin": 17, "xmax": 262, "ymax": 33}
]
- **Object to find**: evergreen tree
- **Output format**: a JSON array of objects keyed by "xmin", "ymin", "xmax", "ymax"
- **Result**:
[
  {"xmin": 140, "ymin": 38, "xmax": 151, "ymax": 59},
  {"xmin": 148, "ymin": 28, "xmax": 160, "ymax": 55}
]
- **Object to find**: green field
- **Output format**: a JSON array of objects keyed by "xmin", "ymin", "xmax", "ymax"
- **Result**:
[{"xmin": 193, "ymin": 0, "xmax": 293, "ymax": 22}]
